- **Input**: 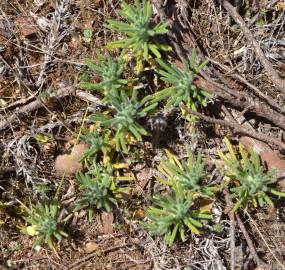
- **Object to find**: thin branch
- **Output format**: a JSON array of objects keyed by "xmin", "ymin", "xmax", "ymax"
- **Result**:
[
  {"xmin": 224, "ymin": 190, "xmax": 269, "ymax": 269},
  {"xmin": 224, "ymin": 190, "xmax": 236, "ymax": 270},
  {"xmin": 231, "ymin": 74, "xmax": 285, "ymax": 114},
  {"xmin": 0, "ymin": 87, "xmax": 101, "ymax": 132},
  {"xmin": 208, "ymin": 58, "xmax": 285, "ymax": 114},
  {"xmin": 220, "ymin": 0, "xmax": 285, "ymax": 95},
  {"xmin": 0, "ymin": 87, "xmax": 74, "ymax": 131},
  {"xmin": 68, "ymin": 244, "xmax": 130, "ymax": 269},
  {"xmin": 195, "ymin": 76, "xmax": 285, "ymax": 130},
  {"xmin": 244, "ymin": 210, "xmax": 285, "ymax": 270},
  {"xmin": 182, "ymin": 105, "xmax": 285, "ymax": 149},
  {"xmin": 235, "ymin": 213, "xmax": 269, "ymax": 268}
]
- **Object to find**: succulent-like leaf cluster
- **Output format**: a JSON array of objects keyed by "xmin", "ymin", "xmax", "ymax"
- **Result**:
[
  {"xmin": 92, "ymin": 90, "xmax": 157, "ymax": 153},
  {"xmin": 153, "ymin": 50, "xmax": 211, "ymax": 111},
  {"xmin": 145, "ymin": 183, "xmax": 212, "ymax": 246},
  {"xmin": 106, "ymin": 0, "xmax": 170, "ymax": 70},
  {"xmin": 158, "ymin": 149, "xmax": 217, "ymax": 197},
  {"xmin": 145, "ymin": 149, "xmax": 215, "ymax": 246},
  {"xmin": 80, "ymin": 130, "xmax": 112, "ymax": 163},
  {"xmin": 219, "ymin": 138, "xmax": 285, "ymax": 212},
  {"xmin": 79, "ymin": 51, "xmax": 127, "ymax": 99},
  {"xmin": 74, "ymin": 162, "xmax": 125, "ymax": 221},
  {"xmin": 24, "ymin": 203, "xmax": 67, "ymax": 249}
]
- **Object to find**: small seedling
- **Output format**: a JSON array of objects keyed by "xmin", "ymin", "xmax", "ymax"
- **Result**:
[
  {"xmin": 91, "ymin": 89, "xmax": 157, "ymax": 153},
  {"xmin": 79, "ymin": 50, "xmax": 127, "ymax": 100},
  {"xmin": 157, "ymin": 149, "xmax": 217, "ymax": 197},
  {"xmin": 145, "ymin": 183, "xmax": 212, "ymax": 246},
  {"xmin": 153, "ymin": 49, "xmax": 211, "ymax": 113},
  {"xmin": 74, "ymin": 161, "xmax": 127, "ymax": 221},
  {"xmin": 83, "ymin": 29, "xmax": 93, "ymax": 43},
  {"xmin": 80, "ymin": 130, "xmax": 113, "ymax": 164},
  {"xmin": 105, "ymin": 0, "xmax": 170, "ymax": 71},
  {"xmin": 219, "ymin": 138, "xmax": 285, "ymax": 212},
  {"xmin": 23, "ymin": 203, "xmax": 67, "ymax": 249}
]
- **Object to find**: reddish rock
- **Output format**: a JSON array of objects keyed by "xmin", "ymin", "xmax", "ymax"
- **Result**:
[
  {"xmin": 15, "ymin": 17, "xmax": 37, "ymax": 38},
  {"xmin": 54, "ymin": 143, "xmax": 89, "ymax": 176}
]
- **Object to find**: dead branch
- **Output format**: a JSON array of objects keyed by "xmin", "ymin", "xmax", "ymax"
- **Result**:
[
  {"xmin": 220, "ymin": 0, "xmax": 285, "ymax": 95},
  {"xmin": 235, "ymin": 213, "xmax": 269, "ymax": 268},
  {"xmin": 230, "ymin": 74, "xmax": 285, "ymax": 115},
  {"xmin": 224, "ymin": 190, "xmax": 269, "ymax": 269},
  {"xmin": 0, "ymin": 87, "xmax": 100, "ymax": 132},
  {"xmin": 224, "ymin": 190, "xmax": 236, "ymax": 270},
  {"xmin": 68, "ymin": 244, "xmax": 131, "ymax": 269},
  {"xmin": 208, "ymin": 59, "xmax": 285, "ymax": 114},
  {"xmin": 195, "ymin": 76, "xmax": 285, "ymax": 131},
  {"xmin": 0, "ymin": 87, "xmax": 74, "ymax": 131},
  {"xmin": 75, "ymin": 90, "xmax": 101, "ymax": 104},
  {"xmin": 245, "ymin": 210, "xmax": 285, "ymax": 270},
  {"xmin": 182, "ymin": 105, "xmax": 285, "ymax": 149}
]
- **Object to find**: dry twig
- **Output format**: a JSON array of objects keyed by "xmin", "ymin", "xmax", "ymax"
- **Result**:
[
  {"xmin": 208, "ymin": 59, "xmax": 285, "ymax": 114},
  {"xmin": 235, "ymin": 213, "xmax": 269, "ymax": 268},
  {"xmin": 219, "ymin": 0, "xmax": 285, "ymax": 95},
  {"xmin": 224, "ymin": 190, "xmax": 236, "ymax": 270},
  {"xmin": 195, "ymin": 76, "xmax": 285, "ymax": 131},
  {"xmin": 68, "ymin": 244, "xmax": 130, "ymax": 269},
  {"xmin": 245, "ymin": 210, "xmax": 285, "ymax": 270},
  {"xmin": 224, "ymin": 190, "xmax": 269, "ymax": 269},
  {"xmin": 0, "ymin": 87, "xmax": 100, "ymax": 132},
  {"xmin": 182, "ymin": 105, "xmax": 285, "ymax": 149}
]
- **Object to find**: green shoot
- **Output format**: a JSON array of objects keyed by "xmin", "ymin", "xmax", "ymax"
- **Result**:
[
  {"xmin": 91, "ymin": 89, "xmax": 157, "ymax": 153},
  {"xmin": 145, "ymin": 183, "xmax": 211, "ymax": 246},
  {"xmin": 23, "ymin": 203, "xmax": 67, "ymax": 249},
  {"xmin": 153, "ymin": 50, "xmax": 211, "ymax": 114},
  {"xmin": 219, "ymin": 138, "xmax": 285, "ymax": 212},
  {"xmin": 79, "ymin": 50, "xmax": 127, "ymax": 100},
  {"xmin": 74, "ymin": 161, "xmax": 128, "ymax": 221},
  {"xmin": 105, "ymin": 0, "xmax": 170, "ymax": 71},
  {"xmin": 157, "ymin": 149, "xmax": 218, "ymax": 197}
]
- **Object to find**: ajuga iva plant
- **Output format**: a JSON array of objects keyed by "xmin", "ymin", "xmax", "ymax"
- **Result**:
[
  {"xmin": 79, "ymin": 50, "xmax": 127, "ymax": 100},
  {"xmin": 24, "ymin": 203, "xmax": 68, "ymax": 249},
  {"xmin": 157, "ymin": 149, "xmax": 218, "ymax": 197},
  {"xmin": 91, "ymin": 89, "xmax": 157, "ymax": 153},
  {"xmin": 153, "ymin": 49, "xmax": 211, "ymax": 112},
  {"xmin": 219, "ymin": 138, "xmax": 285, "ymax": 212},
  {"xmin": 80, "ymin": 130, "xmax": 112, "ymax": 164},
  {"xmin": 74, "ymin": 161, "xmax": 127, "ymax": 221},
  {"xmin": 105, "ymin": 0, "xmax": 170, "ymax": 71},
  {"xmin": 145, "ymin": 183, "xmax": 212, "ymax": 246}
]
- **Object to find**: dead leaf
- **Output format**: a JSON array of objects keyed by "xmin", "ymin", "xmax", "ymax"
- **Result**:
[
  {"xmin": 199, "ymin": 199, "xmax": 213, "ymax": 212},
  {"xmin": 83, "ymin": 242, "xmax": 98, "ymax": 254},
  {"xmin": 133, "ymin": 209, "xmax": 145, "ymax": 219}
]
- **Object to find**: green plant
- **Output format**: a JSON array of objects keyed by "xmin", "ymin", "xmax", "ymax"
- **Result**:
[
  {"xmin": 91, "ymin": 89, "xmax": 157, "ymax": 153},
  {"xmin": 79, "ymin": 50, "xmax": 127, "ymax": 99},
  {"xmin": 152, "ymin": 50, "xmax": 211, "ymax": 112},
  {"xmin": 83, "ymin": 28, "xmax": 93, "ymax": 43},
  {"xmin": 23, "ymin": 203, "xmax": 67, "ymax": 249},
  {"xmin": 74, "ymin": 161, "xmax": 127, "ymax": 221},
  {"xmin": 219, "ymin": 138, "xmax": 285, "ymax": 212},
  {"xmin": 157, "ymin": 149, "xmax": 217, "ymax": 197},
  {"xmin": 145, "ymin": 183, "xmax": 212, "ymax": 246},
  {"xmin": 80, "ymin": 130, "xmax": 113, "ymax": 163},
  {"xmin": 105, "ymin": 0, "xmax": 170, "ymax": 71}
]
